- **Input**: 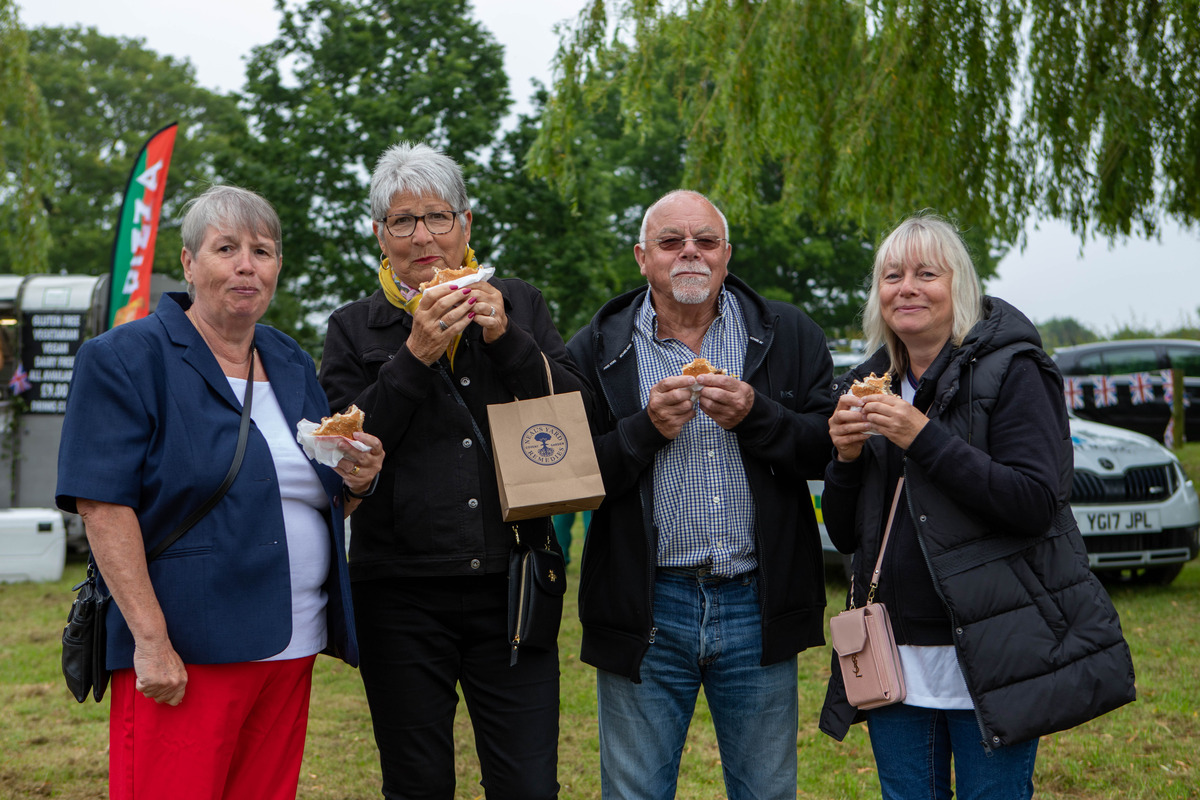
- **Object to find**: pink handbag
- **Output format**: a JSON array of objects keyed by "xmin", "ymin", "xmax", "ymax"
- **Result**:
[{"xmin": 829, "ymin": 479, "xmax": 907, "ymax": 710}]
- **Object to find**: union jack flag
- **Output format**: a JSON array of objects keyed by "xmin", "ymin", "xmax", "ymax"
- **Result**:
[
  {"xmin": 1164, "ymin": 417, "xmax": 1175, "ymax": 449},
  {"xmin": 1129, "ymin": 372, "xmax": 1155, "ymax": 405},
  {"xmin": 1091, "ymin": 375, "xmax": 1118, "ymax": 408},
  {"xmin": 7, "ymin": 362, "xmax": 31, "ymax": 395},
  {"xmin": 1063, "ymin": 377, "xmax": 1085, "ymax": 409}
]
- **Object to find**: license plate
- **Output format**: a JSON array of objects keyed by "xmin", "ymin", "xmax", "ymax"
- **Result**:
[{"xmin": 1077, "ymin": 509, "xmax": 1161, "ymax": 533}]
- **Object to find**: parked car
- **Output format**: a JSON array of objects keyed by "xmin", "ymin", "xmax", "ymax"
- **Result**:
[
  {"xmin": 829, "ymin": 350, "xmax": 869, "ymax": 371},
  {"xmin": 811, "ymin": 414, "xmax": 1200, "ymax": 585},
  {"xmin": 1051, "ymin": 338, "xmax": 1200, "ymax": 441}
]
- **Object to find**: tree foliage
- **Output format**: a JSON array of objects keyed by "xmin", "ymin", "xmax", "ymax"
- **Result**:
[
  {"xmin": 2, "ymin": 25, "xmax": 247, "ymax": 282},
  {"xmin": 1037, "ymin": 316, "xmax": 1100, "ymax": 351},
  {"xmin": 533, "ymin": 0, "xmax": 1200, "ymax": 255},
  {"xmin": 482, "ymin": 50, "xmax": 881, "ymax": 339},
  {"xmin": 239, "ymin": 0, "xmax": 511, "ymax": 347},
  {"xmin": 472, "ymin": 74, "xmax": 684, "ymax": 339},
  {"xmin": 0, "ymin": 0, "xmax": 52, "ymax": 274}
]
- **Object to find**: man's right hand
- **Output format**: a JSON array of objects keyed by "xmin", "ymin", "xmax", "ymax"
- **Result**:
[
  {"xmin": 648, "ymin": 375, "xmax": 698, "ymax": 439},
  {"xmin": 133, "ymin": 637, "xmax": 188, "ymax": 706}
]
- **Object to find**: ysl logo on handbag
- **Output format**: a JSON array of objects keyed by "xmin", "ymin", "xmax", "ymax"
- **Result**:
[
  {"xmin": 851, "ymin": 653, "xmax": 862, "ymax": 677},
  {"xmin": 548, "ymin": 569, "xmax": 558, "ymax": 582}
]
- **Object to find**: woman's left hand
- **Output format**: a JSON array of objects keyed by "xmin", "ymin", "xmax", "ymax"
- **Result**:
[
  {"xmin": 861, "ymin": 395, "xmax": 929, "ymax": 450},
  {"xmin": 337, "ymin": 431, "xmax": 383, "ymax": 496},
  {"xmin": 461, "ymin": 281, "xmax": 508, "ymax": 343}
]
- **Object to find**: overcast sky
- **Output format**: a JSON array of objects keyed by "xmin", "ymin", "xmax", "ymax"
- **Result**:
[{"xmin": 15, "ymin": 0, "xmax": 1199, "ymax": 334}]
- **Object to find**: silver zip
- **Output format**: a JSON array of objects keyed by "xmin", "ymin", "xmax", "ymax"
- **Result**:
[{"xmin": 903, "ymin": 458, "xmax": 993, "ymax": 750}]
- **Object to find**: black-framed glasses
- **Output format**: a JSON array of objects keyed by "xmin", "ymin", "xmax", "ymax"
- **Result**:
[
  {"xmin": 645, "ymin": 236, "xmax": 727, "ymax": 251},
  {"xmin": 380, "ymin": 210, "xmax": 461, "ymax": 238}
]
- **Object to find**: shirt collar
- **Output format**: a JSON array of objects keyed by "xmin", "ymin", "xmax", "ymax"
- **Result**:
[{"xmin": 635, "ymin": 285, "xmax": 729, "ymax": 341}]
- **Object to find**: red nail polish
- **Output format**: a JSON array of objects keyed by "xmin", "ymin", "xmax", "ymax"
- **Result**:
[
  {"xmin": 467, "ymin": 311, "xmax": 475, "ymax": 319},
  {"xmin": 468, "ymin": 297, "xmax": 477, "ymax": 304},
  {"xmin": 448, "ymin": 285, "xmax": 458, "ymax": 290},
  {"xmin": 462, "ymin": 288, "xmax": 471, "ymax": 295}
]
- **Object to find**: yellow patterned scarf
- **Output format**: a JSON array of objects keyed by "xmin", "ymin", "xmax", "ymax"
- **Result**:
[{"xmin": 378, "ymin": 245, "xmax": 480, "ymax": 369}]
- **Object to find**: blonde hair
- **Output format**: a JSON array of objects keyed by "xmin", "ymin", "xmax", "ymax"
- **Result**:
[{"xmin": 861, "ymin": 213, "xmax": 982, "ymax": 375}]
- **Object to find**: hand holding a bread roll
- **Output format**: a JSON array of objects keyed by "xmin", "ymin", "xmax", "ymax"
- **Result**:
[
  {"xmin": 313, "ymin": 405, "xmax": 385, "ymax": 504},
  {"xmin": 338, "ymin": 429, "xmax": 384, "ymax": 501},
  {"xmin": 407, "ymin": 282, "xmax": 472, "ymax": 365},
  {"xmin": 831, "ymin": 373, "xmax": 898, "ymax": 461},
  {"xmin": 860, "ymin": 394, "xmax": 928, "ymax": 450},
  {"xmin": 461, "ymin": 280, "xmax": 508, "ymax": 343},
  {"xmin": 830, "ymin": 391, "xmax": 871, "ymax": 462},
  {"xmin": 647, "ymin": 376, "xmax": 699, "ymax": 439},
  {"xmin": 693, "ymin": 372, "xmax": 754, "ymax": 430}
]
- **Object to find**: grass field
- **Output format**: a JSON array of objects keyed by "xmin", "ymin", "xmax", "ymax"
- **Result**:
[{"xmin": 3, "ymin": 446, "xmax": 1199, "ymax": 799}]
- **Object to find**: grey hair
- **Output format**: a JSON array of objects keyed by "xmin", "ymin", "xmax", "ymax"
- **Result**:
[
  {"xmin": 180, "ymin": 185, "xmax": 282, "ymax": 263},
  {"xmin": 369, "ymin": 141, "xmax": 470, "ymax": 221},
  {"xmin": 638, "ymin": 190, "xmax": 730, "ymax": 244},
  {"xmin": 862, "ymin": 212, "xmax": 983, "ymax": 376}
]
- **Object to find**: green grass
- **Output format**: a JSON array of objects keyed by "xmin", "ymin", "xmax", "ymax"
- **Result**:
[{"xmin": 2, "ymin": 511, "xmax": 1198, "ymax": 799}]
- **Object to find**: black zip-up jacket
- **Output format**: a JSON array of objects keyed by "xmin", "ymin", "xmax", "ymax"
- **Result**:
[
  {"xmin": 320, "ymin": 279, "xmax": 587, "ymax": 580},
  {"xmin": 566, "ymin": 275, "xmax": 835, "ymax": 680},
  {"xmin": 819, "ymin": 297, "xmax": 1135, "ymax": 748}
]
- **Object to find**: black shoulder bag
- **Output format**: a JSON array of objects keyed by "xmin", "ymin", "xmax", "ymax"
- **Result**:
[{"xmin": 62, "ymin": 349, "xmax": 256, "ymax": 703}]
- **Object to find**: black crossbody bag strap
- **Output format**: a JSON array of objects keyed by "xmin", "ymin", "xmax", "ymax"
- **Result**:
[
  {"xmin": 146, "ymin": 347, "xmax": 255, "ymax": 563},
  {"xmin": 437, "ymin": 364, "xmax": 492, "ymax": 462}
]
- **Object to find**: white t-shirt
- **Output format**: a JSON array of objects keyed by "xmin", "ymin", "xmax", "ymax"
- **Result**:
[
  {"xmin": 227, "ymin": 377, "xmax": 331, "ymax": 661},
  {"xmin": 896, "ymin": 370, "xmax": 973, "ymax": 710}
]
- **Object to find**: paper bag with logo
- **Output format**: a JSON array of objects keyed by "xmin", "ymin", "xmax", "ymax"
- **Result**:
[{"xmin": 486, "ymin": 357, "xmax": 605, "ymax": 521}]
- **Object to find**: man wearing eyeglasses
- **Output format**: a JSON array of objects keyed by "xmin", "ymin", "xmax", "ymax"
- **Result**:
[{"xmin": 566, "ymin": 190, "xmax": 836, "ymax": 799}]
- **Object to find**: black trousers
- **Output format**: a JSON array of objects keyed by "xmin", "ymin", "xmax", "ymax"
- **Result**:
[{"xmin": 353, "ymin": 573, "xmax": 560, "ymax": 800}]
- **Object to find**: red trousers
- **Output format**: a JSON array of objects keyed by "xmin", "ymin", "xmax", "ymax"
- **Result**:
[{"xmin": 108, "ymin": 655, "xmax": 317, "ymax": 800}]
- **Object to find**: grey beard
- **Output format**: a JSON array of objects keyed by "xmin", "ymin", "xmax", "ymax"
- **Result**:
[{"xmin": 672, "ymin": 277, "xmax": 712, "ymax": 304}]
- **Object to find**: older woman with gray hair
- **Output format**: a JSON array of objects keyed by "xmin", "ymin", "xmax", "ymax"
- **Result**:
[
  {"xmin": 319, "ymin": 142, "xmax": 584, "ymax": 799},
  {"xmin": 56, "ymin": 184, "xmax": 383, "ymax": 799},
  {"xmin": 817, "ymin": 212, "xmax": 1134, "ymax": 799}
]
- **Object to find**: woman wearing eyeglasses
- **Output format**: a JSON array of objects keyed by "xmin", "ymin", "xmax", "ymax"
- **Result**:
[{"xmin": 318, "ymin": 141, "xmax": 587, "ymax": 800}]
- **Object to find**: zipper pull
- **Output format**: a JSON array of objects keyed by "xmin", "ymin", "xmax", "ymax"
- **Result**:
[{"xmin": 510, "ymin": 638, "xmax": 519, "ymax": 666}]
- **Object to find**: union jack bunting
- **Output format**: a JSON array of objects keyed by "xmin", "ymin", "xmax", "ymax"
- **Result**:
[
  {"xmin": 1091, "ymin": 375, "xmax": 1118, "ymax": 408},
  {"xmin": 1164, "ymin": 417, "xmax": 1175, "ymax": 449},
  {"xmin": 1129, "ymin": 372, "xmax": 1155, "ymax": 405},
  {"xmin": 7, "ymin": 362, "xmax": 31, "ymax": 395},
  {"xmin": 1063, "ymin": 377, "xmax": 1085, "ymax": 409}
]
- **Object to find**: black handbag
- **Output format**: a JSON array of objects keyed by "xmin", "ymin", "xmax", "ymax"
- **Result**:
[
  {"xmin": 62, "ymin": 558, "xmax": 110, "ymax": 703},
  {"xmin": 61, "ymin": 347, "xmax": 256, "ymax": 703},
  {"xmin": 507, "ymin": 524, "xmax": 566, "ymax": 666}
]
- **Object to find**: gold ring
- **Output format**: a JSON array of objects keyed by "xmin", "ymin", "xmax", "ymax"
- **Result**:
[
  {"xmin": 437, "ymin": 319, "xmax": 448, "ymax": 331},
  {"xmin": 351, "ymin": 465, "xmax": 360, "ymax": 475}
]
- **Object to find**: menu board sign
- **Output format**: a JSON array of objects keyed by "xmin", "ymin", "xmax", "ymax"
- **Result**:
[{"xmin": 21, "ymin": 312, "xmax": 86, "ymax": 414}]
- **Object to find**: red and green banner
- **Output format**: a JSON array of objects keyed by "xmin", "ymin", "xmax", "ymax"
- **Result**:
[{"xmin": 107, "ymin": 122, "xmax": 178, "ymax": 329}]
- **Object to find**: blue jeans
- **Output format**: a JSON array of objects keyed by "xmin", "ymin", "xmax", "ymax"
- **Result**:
[
  {"xmin": 866, "ymin": 703, "xmax": 1038, "ymax": 800},
  {"xmin": 596, "ymin": 569, "xmax": 798, "ymax": 800}
]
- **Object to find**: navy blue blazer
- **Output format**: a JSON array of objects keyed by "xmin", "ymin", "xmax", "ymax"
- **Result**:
[{"xmin": 56, "ymin": 293, "xmax": 357, "ymax": 669}]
